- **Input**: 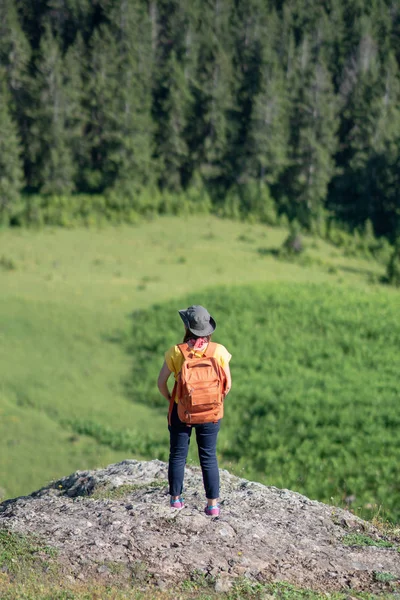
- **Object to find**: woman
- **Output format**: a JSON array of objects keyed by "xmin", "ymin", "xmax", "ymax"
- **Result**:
[{"xmin": 157, "ymin": 305, "xmax": 232, "ymax": 516}]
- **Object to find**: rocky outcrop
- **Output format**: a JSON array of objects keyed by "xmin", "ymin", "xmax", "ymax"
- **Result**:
[{"xmin": 0, "ymin": 460, "xmax": 399, "ymax": 593}]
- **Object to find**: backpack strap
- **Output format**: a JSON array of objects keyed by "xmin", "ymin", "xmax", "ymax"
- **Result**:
[
  {"xmin": 178, "ymin": 341, "xmax": 218, "ymax": 360},
  {"xmin": 204, "ymin": 341, "xmax": 218, "ymax": 357},
  {"xmin": 205, "ymin": 342, "xmax": 226, "ymax": 393},
  {"xmin": 177, "ymin": 343, "xmax": 193, "ymax": 360}
]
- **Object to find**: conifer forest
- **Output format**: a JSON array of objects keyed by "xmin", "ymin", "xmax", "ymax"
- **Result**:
[{"xmin": 1, "ymin": 0, "xmax": 400, "ymax": 239}]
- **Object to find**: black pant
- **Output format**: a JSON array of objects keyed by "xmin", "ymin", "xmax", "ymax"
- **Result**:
[{"xmin": 168, "ymin": 403, "xmax": 221, "ymax": 499}]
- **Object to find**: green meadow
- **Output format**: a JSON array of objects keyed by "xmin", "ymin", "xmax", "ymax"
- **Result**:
[{"xmin": 0, "ymin": 216, "xmax": 398, "ymax": 522}]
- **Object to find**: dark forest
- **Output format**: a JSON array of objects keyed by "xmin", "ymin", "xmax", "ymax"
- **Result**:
[{"xmin": 1, "ymin": 0, "xmax": 400, "ymax": 239}]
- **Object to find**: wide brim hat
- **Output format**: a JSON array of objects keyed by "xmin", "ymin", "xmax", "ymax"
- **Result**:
[{"xmin": 178, "ymin": 305, "xmax": 216, "ymax": 336}]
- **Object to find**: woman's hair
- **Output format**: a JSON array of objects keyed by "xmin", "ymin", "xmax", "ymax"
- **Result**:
[{"xmin": 183, "ymin": 329, "xmax": 212, "ymax": 343}]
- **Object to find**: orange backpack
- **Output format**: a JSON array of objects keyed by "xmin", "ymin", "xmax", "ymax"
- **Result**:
[{"xmin": 172, "ymin": 342, "xmax": 226, "ymax": 425}]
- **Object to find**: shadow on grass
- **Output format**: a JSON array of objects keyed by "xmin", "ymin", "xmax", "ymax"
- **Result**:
[
  {"xmin": 101, "ymin": 308, "xmax": 168, "ymax": 413},
  {"xmin": 257, "ymin": 247, "xmax": 280, "ymax": 257},
  {"xmin": 336, "ymin": 263, "xmax": 378, "ymax": 277}
]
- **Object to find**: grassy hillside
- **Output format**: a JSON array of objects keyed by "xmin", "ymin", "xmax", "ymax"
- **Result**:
[
  {"xmin": 0, "ymin": 216, "xmax": 394, "ymax": 515},
  {"xmin": 129, "ymin": 282, "xmax": 400, "ymax": 521}
]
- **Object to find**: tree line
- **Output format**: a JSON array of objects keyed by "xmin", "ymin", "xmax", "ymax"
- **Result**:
[{"xmin": 1, "ymin": 0, "xmax": 400, "ymax": 239}]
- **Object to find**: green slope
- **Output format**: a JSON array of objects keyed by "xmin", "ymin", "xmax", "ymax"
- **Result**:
[
  {"xmin": 0, "ymin": 216, "xmax": 391, "ymax": 506},
  {"xmin": 129, "ymin": 281, "xmax": 400, "ymax": 521}
]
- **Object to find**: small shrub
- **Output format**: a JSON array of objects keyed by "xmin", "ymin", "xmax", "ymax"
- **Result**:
[
  {"xmin": 185, "ymin": 181, "xmax": 213, "ymax": 215},
  {"xmin": 202, "ymin": 231, "xmax": 218, "ymax": 240},
  {"xmin": 160, "ymin": 185, "xmax": 212, "ymax": 217},
  {"xmin": 279, "ymin": 212, "xmax": 290, "ymax": 228},
  {"xmin": 368, "ymin": 272, "xmax": 381, "ymax": 285},
  {"xmin": 90, "ymin": 484, "xmax": 141, "ymax": 500},
  {"xmin": 327, "ymin": 225, "xmax": 348, "ymax": 248},
  {"xmin": 327, "ymin": 222, "xmax": 361, "ymax": 257},
  {"xmin": 90, "ymin": 480, "xmax": 167, "ymax": 500},
  {"xmin": 373, "ymin": 571, "xmax": 398, "ymax": 582},
  {"xmin": 230, "ymin": 577, "xmax": 264, "ymax": 597},
  {"xmin": 342, "ymin": 533, "xmax": 394, "ymax": 548},
  {"xmin": 256, "ymin": 183, "xmax": 278, "ymax": 226},
  {"xmin": 237, "ymin": 234, "xmax": 255, "ymax": 244},
  {"xmin": 221, "ymin": 182, "xmax": 278, "ymax": 225},
  {"xmin": 386, "ymin": 243, "xmax": 400, "ymax": 287},
  {"xmin": 0, "ymin": 530, "xmax": 57, "ymax": 575},
  {"xmin": 360, "ymin": 219, "xmax": 377, "ymax": 255},
  {"xmin": 242, "ymin": 182, "xmax": 278, "ymax": 225},
  {"xmin": 326, "ymin": 218, "xmax": 393, "ymax": 263},
  {"xmin": 281, "ymin": 220, "xmax": 304, "ymax": 256},
  {"xmin": 309, "ymin": 208, "xmax": 329, "ymax": 239},
  {"xmin": 373, "ymin": 236, "xmax": 393, "ymax": 264},
  {"xmin": 181, "ymin": 569, "xmax": 215, "ymax": 591},
  {"xmin": 327, "ymin": 265, "xmax": 339, "ymax": 275},
  {"xmin": 130, "ymin": 560, "xmax": 151, "ymax": 583},
  {"xmin": 0, "ymin": 255, "xmax": 17, "ymax": 271},
  {"xmin": 298, "ymin": 254, "xmax": 323, "ymax": 267},
  {"xmin": 221, "ymin": 186, "xmax": 241, "ymax": 219}
]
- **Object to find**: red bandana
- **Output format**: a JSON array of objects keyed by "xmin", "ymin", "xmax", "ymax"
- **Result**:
[{"xmin": 187, "ymin": 337, "xmax": 208, "ymax": 351}]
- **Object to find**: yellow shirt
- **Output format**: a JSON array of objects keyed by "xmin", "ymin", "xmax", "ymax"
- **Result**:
[{"xmin": 165, "ymin": 343, "xmax": 232, "ymax": 383}]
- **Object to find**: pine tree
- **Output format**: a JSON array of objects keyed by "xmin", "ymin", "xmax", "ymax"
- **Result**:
[
  {"xmin": 192, "ymin": 0, "xmax": 235, "ymax": 186},
  {"xmin": 231, "ymin": 1, "xmax": 286, "ymax": 185},
  {"xmin": 45, "ymin": 0, "xmax": 93, "ymax": 47},
  {"xmin": 281, "ymin": 37, "xmax": 338, "ymax": 227},
  {"xmin": 0, "ymin": 0, "xmax": 31, "ymax": 98},
  {"xmin": 241, "ymin": 45, "xmax": 289, "ymax": 186},
  {"xmin": 0, "ymin": 0, "xmax": 398, "ymax": 239},
  {"xmin": 0, "ymin": 0, "xmax": 30, "ymax": 183},
  {"xmin": 110, "ymin": 0, "xmax": 155, "ymax": 193},
  {"xmin": 152, "ymin": 0, "xmax": 199, "ymax": 64},
  {"xmin": 16, "ymin": 0, "xmax": 95, "ymax": 50},
  {"xmin": 85, "ymin": 24, "xmax": 120, "ymax": 191},
  {"xmin": 387, "ymin": 239, "xmax": 400, "ymax": 287},
  {"xmin": 27, "ymin": 24, "xmax": 77, "ymax": 193},
  {"xmin": 360, "ymin": 54, "xmax": 400, "ymax": 232},
  {"xmin": 63, "ymin": 32, "xmax": 88, "ymax": 189},
  {"xmin": 0, "ymin": 69, "xmax": 24, "ymax": 222},
  {"xmin": 157, "ymin": 51, "xmax": 193, "ymax": 191},
  {"xmin": 150, "ymin": 0, "xmax": 200, "ymax": 190},
  {"xmin": 331, "ymin": 22, "xmax": 400, "ymax": 230},
  {"xmin": 86, "ymin": 1, "xmax": 155, "ymax": 193}
]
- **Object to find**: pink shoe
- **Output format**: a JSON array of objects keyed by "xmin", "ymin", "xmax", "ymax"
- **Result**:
[
  {"xmin": 204, "ymin": 504, "xmax": 220, "ymax": 517},
  {"xmin": 170, "ymin": 497, "xmax": 184, "ymax": 510}
]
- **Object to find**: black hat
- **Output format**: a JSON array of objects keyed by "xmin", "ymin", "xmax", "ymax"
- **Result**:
[{"xmin": 178, "ymin": 305, "xmax": 216, "ymax": 336}]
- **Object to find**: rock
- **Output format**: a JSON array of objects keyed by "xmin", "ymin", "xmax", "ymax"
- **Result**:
[
  {"xmin": 214, "ymin": 577, "xmax": 233, "ymax": 593},
  {"xmin": 351, "ymin": 562, "xmax": 369, "ymax": 571},
  {"xmin": 0, "ymin": 459, "xmax": 398, "ymax": 595},
  {"xmin": 155, "ymin": 579, "xmax": 168, "ymax": 590}
]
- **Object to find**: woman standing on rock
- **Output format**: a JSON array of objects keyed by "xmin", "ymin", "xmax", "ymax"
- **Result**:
[{"xmin": 157, "ymin": 305, "xmax": 232, "ymax": 516}]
